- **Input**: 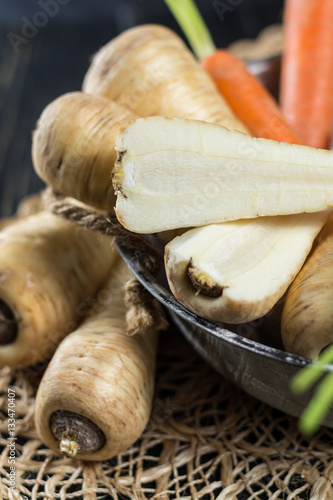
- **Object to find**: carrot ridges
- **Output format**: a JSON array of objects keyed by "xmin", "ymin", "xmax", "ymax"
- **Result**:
[{"xmin": 280, "ymin": 0, "xmax": 333, "ymax": 149}]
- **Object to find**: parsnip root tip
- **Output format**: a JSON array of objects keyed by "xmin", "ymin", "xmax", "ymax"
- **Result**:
[
  {"xmin": 187, "ymin": 261, "xmax": 223, "ymax": 298},
  {"xmin": 59, "ymin": 439, "xmax": 79, "ymax": 458},
  {"xmin": 0, "ymin": 299, "xmax": 18, "ymax": 345},
  {"xmin": 50, "ymin": 410, "xmax": 106, "ymax": 456}
]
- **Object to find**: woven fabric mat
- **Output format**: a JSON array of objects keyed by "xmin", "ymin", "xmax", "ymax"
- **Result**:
[{"xmin": 1, "ymin": 326, "xmax": 333, "ymax": 500}]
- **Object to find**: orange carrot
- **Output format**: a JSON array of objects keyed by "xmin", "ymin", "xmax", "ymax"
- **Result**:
[
  {"xmin": 202, "ymin": 50, "xmax": 300, "ymax": 143},
  {"xmin": 280, "ymin": 0, "xmax": 333, "ymax": 149},
  {"xmin": 165, "ymin": 0, "xmax": 300, "ymax": 144}
]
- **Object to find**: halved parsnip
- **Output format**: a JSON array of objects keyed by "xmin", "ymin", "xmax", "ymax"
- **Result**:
[
  {"xmin": 35, "ymin": 256, "xmax": 158, "ymax": 461},
  {"xmin": 83, "ymin": 24, "xmax": 247, "ymax": 133},
  {"xmin": 165, "ymin": 213, "xmax": 329, "ymax": 324},
  {"xmin": 113, "ymin": 117, "xmax": 333, "ymax": 233},
  {"xmin": 281, "ymin": 216, "xmax": 333, "ymax": 359},
  {"xmin": 32, "ymin": 92, "xmax": 136, "ymax": 212},
  {"xmin": 0, "ymin": 211, "xmax": 116, "ymax": 367}
]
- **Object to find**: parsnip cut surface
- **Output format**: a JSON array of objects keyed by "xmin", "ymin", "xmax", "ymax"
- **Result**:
[
  {"xmin": 165, "ymin": 211, "xmax": 330, "ymax": 324},
  {"xmin": 114, "ymin": 117, "xmax": 333, "ymax": 233}
]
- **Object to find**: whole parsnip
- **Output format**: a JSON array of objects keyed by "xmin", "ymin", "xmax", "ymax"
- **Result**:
[
  {"xmin": 32, "ymin": 92, "xmax": 136, "ymax": 211},
  {"xmin": 83, "ymin": 24, "xmax": 247, "ymax": 133},
  {"xmin": 282, "ymin": 217, "xmax": 333, "ymax": 359},
  {"xmin": 0, "ymin": 211, "xmax": 116, "ymax": 367},
  {"xmin": 35, "ymin": 256, "xmax": 158, "ymax": 461}
]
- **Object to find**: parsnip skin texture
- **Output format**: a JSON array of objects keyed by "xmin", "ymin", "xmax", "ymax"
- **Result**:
[
  {"xmin": 165, "ymin": 212, "xmax": 330, "ymax": 324},
  {"xmin": 83, "ymin": 24, "xmax": 247, "ymax": 133},
  {"xmin": 114, "ymin": 117, "xmax": 333, "ymax": 233},
  {"xmin": 32, "ymin": 92, "xmax": 136, "ymax": 212},
  {"xmin": 35, "ymin": 257, "xmax": 158, "ymax": 462},
  {"xmin": 0, "ymin": 211, "xmax": 116, "ymax": 367},
  {"xmin": 282, "ymin": 219, "xmax": 333, "ymax": 359}
]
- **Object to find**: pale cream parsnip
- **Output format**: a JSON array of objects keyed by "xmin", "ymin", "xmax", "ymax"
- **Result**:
[
  {"xmin": 165, "ymin": 213, "xmax": 330, "ymax": 324},
  {"xmin": 282, "ymin": 217, "xmax": 333, "ymax": 359},
  {"xmin": 113, "ymin": 117, "xmax": 333, "ymax": 233},
  {"xmin": 0, "ymin": 211, "xmax": 116, "ymax": 367},
  {"xmin": 32, "ymin": 92, "xmax": 136, "ymax": 212},
  {"xmin": 83, "ymin": 24, "xmax": 247, "ymax": 133},
  {"xmin": 35, "ymin": 256, "xmax": 158, "ymax": 461}
]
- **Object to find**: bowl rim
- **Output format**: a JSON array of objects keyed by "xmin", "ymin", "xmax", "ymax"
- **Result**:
[{"xmin": 117, "ymin": 240, "xmax": 333, "ymax": 372}]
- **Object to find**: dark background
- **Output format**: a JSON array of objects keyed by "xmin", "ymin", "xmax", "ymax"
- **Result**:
[{"xmin": 0, "ymin": 0, "xmax": 284, "ymax": 215}]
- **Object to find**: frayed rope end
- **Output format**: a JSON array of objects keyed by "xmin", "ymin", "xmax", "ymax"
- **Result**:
[{"xmin": 125, "ymin": 278, "xmax": 168, "ymax": 336}]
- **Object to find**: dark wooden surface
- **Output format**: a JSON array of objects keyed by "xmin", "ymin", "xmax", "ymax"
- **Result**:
[
  {"xmin": 0, "ymin": 23, "xmax": 119, "ymax": 215},
  {"xmin": 0, "ymin": 0, "xmax": 284, "ymax": 216}
]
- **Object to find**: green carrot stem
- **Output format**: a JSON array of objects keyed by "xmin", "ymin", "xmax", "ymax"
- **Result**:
[
  {"xmin": 298, "ymin": 370, "xmax": 333, "ymax": 435},
  {"xmin": 291, "ymin": 344, "xmax": 333, "ymax": 394},
  {"xmin": 164, "ymin": 0, "xmax": 216, "ymax": 60}
]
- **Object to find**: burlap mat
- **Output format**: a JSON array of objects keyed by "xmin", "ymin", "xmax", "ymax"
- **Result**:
[{"xmin": 1, "ymin": 326, "xmax": 333, "ymax": 500}]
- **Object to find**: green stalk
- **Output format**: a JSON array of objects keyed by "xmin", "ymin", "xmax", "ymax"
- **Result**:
[
  {"xmin": 291, "ymin": 344, "xmax": 333, "ymax": 393},
  {"xmin": 298, "ymin": 371, "xmax": 333, "ymax": 435},
  {"xmin": 164, "ymin": 0, "xmax": 216, "ymax": 60},
  {"xmin": 291, "ymin": 344, "xmax": 333, "ymax": 434}
]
